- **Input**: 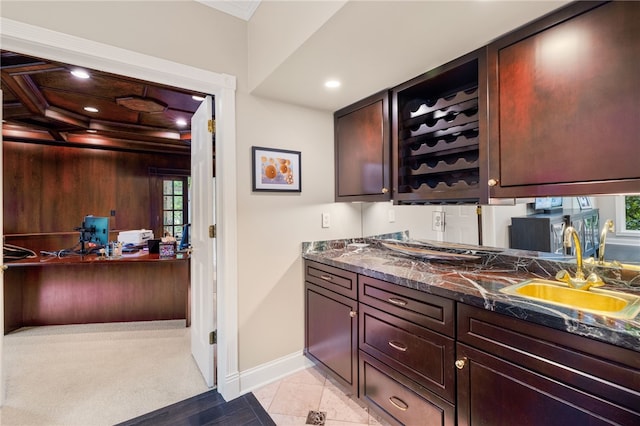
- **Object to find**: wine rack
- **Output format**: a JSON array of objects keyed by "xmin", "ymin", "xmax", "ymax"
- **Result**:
[{"xmin": 392, "ymin": 53, "xmax": 485, "ymax": 204}]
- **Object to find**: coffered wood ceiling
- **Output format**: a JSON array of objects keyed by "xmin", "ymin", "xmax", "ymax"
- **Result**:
[{"xmin": 1, "ymin": 50, "xmax": 207, "ymax": 155}]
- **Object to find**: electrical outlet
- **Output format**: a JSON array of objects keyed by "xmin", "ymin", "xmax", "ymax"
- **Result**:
[
  {"xmin": 388, "ymin": 209, "xmax": 396, "ymax": 223},
  {"xmin": 432, "ymin": 211, "xmax": 445, "ymax": 232},
  {"xmin": 321, "ymin": 212, "xmax": 330, "ymax": 228}
]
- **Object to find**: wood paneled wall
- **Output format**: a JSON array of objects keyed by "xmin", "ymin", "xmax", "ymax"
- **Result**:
[{"xmin": 3, "ymin": 142, "xmax": 190, "ymax": 252}]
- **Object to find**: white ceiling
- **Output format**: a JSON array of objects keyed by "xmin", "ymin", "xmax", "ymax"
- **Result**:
[{"xmin": 199, "ymin": 0, "xmax": 571, "ymax": 112}]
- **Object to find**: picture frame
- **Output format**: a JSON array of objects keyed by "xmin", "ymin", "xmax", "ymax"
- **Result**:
[
  {"xmin": 577, "ymin": 196, "xmax": 592, "ymax": 210},
  {"xmin": 252, "ymin": 146, "xmax": 301, "ymax": 192}
]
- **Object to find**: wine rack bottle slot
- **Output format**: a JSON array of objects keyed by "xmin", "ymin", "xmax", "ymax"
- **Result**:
[
  {"xmin": 402, "ymin": 158, "xmax": 479, "ymax": 177},
  {"xmin": 404, "ymin": 99, "xmax": 478, "ymax": 128},
  {"xmin": 408, "ymin": 111, "xmax": 479, "ymax": 138},
  {"xmin": 409, "ymin": 132, "xmax": 479, "ymax": 156},
  {"xmin": 405, "ymin": 86, "xmax": 478, "ymax": 119},
  {"xmin": 401, "ymin": 122, "xmax": 479, "ymax": 145}
]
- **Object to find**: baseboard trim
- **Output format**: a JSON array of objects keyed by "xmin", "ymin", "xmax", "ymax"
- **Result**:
[{"xmin": 239, "ymin": 351, "xmax": 315, "ymax": 394}]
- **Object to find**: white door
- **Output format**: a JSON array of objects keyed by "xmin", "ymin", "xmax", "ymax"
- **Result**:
[
  {"xmin": 443, "ymin": 205, "xmax": 480, "ymax": 245},
  {"xmin": 190, "ymin": 96, "xmax": 216, "ymax": 387}
]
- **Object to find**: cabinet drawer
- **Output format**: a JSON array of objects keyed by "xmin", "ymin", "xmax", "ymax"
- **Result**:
[
  {"xmin": 305, "ymin": 260, "xmax": 357, "ymax": 299},
  {"xmin": 359, "ymin": 303, "xmax": 455, "ymax": 402},
  {"xmin": 359, "ymin": 275, "xmax": 454, "ymax": 337},
  {"xmin": 360, "ymin": 351, "xmax": 454, "ymax": 426}
]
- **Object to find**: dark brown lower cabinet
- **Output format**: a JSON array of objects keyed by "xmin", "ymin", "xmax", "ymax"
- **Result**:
[
  {"xmin": 305, "ymin": 260, "xmax": 639, "ymax": 425},
  {"xmin": 360, "ymin": 351, "xmax": 454, "ymax": 426},
  {"xmin": 456, "ymin": 304, "xmax": 640, "ymax": 426},
  {"xmin": 304, "ymin": 282, "xmax": 358, "ymax": 396}
]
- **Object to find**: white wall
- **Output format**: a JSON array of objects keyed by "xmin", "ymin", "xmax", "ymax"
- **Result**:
[{"xmin": 235, "ymin": 93, "xmax": 361, "ymax": 370}]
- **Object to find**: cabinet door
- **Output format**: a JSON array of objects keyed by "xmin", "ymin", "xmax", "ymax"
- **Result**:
[
  {"xmin": 305, "ymin": 282, "xmax": 358, "ymax": 396},
  {"xmin": 457, "ymin": 304, "xmax": 640, "ymax": 424},
  {"xmin": 456, "ymin": 343, "xmax": 638, "ymax": 426},
  {"xmin": 334, "ymin": 90, "xmax": 390, "ymax": 202},
  {"xmin": 487, "ymin": 1, "xmax": 640, "ymax": 197}
]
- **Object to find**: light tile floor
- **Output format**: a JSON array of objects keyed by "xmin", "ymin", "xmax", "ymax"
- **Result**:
[{"xmin": 254, "ymin": 366, "xmax": 392, "ymax": 426}]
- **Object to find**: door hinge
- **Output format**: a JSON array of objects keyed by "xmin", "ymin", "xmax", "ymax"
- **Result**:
[
  {"xmin": 208, "ymin": 119, "xmax": 215, "ymax": 133},
  {"xmin": 209, "ymin": 225, "xmax": 216, "ymax": 238},
  {"xmin": 210, "ymin": 330, "xmax": 217, "ymax": 345}
]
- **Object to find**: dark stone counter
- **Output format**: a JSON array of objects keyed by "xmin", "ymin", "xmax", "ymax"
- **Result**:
[{"xmin": 302, "ymin": 232, "xmax": 640, "ymax": 352}]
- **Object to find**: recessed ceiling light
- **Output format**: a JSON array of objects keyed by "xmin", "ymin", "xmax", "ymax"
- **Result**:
[
  {"xmin": 71, "ymin": 69, "xmax": 90, "ymax": 79},
  {"xmin": 192, "ymin": 95, "xmax": 205, "ymax": 102},
  {"xmin": 84, "ymin": 106, "xmax": 99, "ymax": 113},
  {"xmin": 324, "ymin": 80, "xmax": 341, "ymax": 89},
  {"xmin": 176, "ymin": 118, "xmax": 188, "ymax": 127}
]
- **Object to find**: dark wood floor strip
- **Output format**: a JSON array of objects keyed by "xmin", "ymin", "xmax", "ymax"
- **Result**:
[{"xmin": 115, "ymin": 390, "xmax": 275, "ymax": 426}]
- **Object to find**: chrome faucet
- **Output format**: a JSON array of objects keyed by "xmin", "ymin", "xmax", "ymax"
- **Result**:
[
  {"xmin": 555, "ymin": 226, "xmax": 604, "ymax": 290},
  {"xmin": 598, "ymin": 219, "xmax": 615, "ymax": 264}
]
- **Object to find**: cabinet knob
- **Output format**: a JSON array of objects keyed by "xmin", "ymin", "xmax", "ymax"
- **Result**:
[
  {"xmin": 349, "ymin": 311, "xmax": 357, "ymax": 318},
  {"xmin": 488, "ymin": 178, "xmax": 498, "ymax": 187},
  {"xmin": 455, "ymin": 358, "xmax": 467, "ymax": 370},
  {"xmin": 381, "ymin": 187, "xmax": 389, "ymax": 194}
]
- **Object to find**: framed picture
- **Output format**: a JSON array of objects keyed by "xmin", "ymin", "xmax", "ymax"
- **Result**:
[
  {"xmin": 577, "ymin": 196, "xmax": 592, "ymax": 210},
  {"xmin": 252, "ymin": 146, "xmax": 301, "ymax": 192}
]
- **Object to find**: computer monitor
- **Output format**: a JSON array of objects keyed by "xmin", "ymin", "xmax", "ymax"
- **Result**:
[
  {"xmin": 179, "ymin": 223, "xmax": 191, "ymax": 250},
  {"xmin": 80, "ymin": 215, "xmax": 109, "ymax": 253}
]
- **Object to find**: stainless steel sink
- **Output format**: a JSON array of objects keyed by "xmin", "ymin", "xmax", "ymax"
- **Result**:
[{"xmin": 500, "ymin": 279, "xmax": 640, "ymax": 319}]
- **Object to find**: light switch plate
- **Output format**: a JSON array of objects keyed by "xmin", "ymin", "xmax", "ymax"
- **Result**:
[{"xmin": 388, "ymin": 209, "xmax": 396, "ymax": 223}]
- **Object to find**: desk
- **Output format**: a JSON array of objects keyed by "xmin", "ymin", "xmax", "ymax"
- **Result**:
[{"xmin": 4, "ymin": 251, "xmax": 190, "ymax": 334}]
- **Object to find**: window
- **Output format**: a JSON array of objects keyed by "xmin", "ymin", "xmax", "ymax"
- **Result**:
[
  {"xmin": 163, "ymin": 177, "xmax": 189, "ymax": 239},
  {"xmin": 615, "ymin": 194, "xmax": 640, "ymax": 236}
]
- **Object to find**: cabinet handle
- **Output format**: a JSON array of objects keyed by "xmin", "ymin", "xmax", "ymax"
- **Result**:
[
  {"xmin": 388, "ymin": 297, "xmax": 408, "ymax": 307},
  {"xmin": 455, "ymin": 358, "xmax": 467, "ymax": 370},
  {"xmin": 488, "ymin": 178, "xmax": 498, "ymax": 187},
  {"xmin": 381, "ymin": 187, "xmax": 389, "ymax": 194},
  {"xmin": 349, "ymin": 311, "xmax": 357, "ymax": 318},
  {"xmin": 319, "ymin": 274, "xmax": 333, "ymax": 281},
  {"xmin": 389, "ymin": 396, "xmax": 409, "ymax": 411},
  {"xmin": 388, "ymin": 340, "xmax": 407, "ymax": 352}
]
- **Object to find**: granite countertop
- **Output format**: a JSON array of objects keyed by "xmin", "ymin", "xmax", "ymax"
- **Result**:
[{"xmin": 302, "ymin": 232, "xmax": 640, "ymax": 353}]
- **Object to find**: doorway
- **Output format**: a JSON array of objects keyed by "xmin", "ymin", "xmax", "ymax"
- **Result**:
[{"xmin": 0, "ymin": 18, "xmax": 240, "ymax": 400}]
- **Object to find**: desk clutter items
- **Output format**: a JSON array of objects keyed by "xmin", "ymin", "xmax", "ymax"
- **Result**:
[
  {"xmin": 3, "ymin": 243, "xmax": 37, "ymax": 262},
  {"xmin": 159, "ymin": 242, "xmax": 176, "ymax": 257},
  {"xmin": 159, "ymin": 234, "xmax": 177, "ymax": 257},
  {"xmin": 148, "ymin": 239, "xmax": 161, "ymax": 254},
  {"xmin": 99, "ymin": 241, "xmax": 123, "ymax": 259},
  {"xmin": 117, "ymin": 229, "xmax": 154, "ymax": 247}
]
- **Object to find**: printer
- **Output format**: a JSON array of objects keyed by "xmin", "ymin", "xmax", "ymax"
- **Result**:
[{"xmin": 117, "ymin": 229, "xmax": 154, "ymax": 246}]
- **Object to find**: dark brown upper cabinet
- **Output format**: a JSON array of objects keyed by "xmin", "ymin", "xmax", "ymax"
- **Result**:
[
  {"xmin": 392, "ymin": 49, "xmax": 489, "ymax": 205},
  {"xmin": 487, "ymin": 1, "xmax": 640, "ymax": 198},
  {"xmin": 334, "ymin": 90, "xmax": 391, "ymax": 202}
]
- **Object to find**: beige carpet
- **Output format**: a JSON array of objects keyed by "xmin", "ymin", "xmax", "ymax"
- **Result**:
[{"xmin": 0, "ymin": 320, "xmax": 209, "ymax": 426}]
